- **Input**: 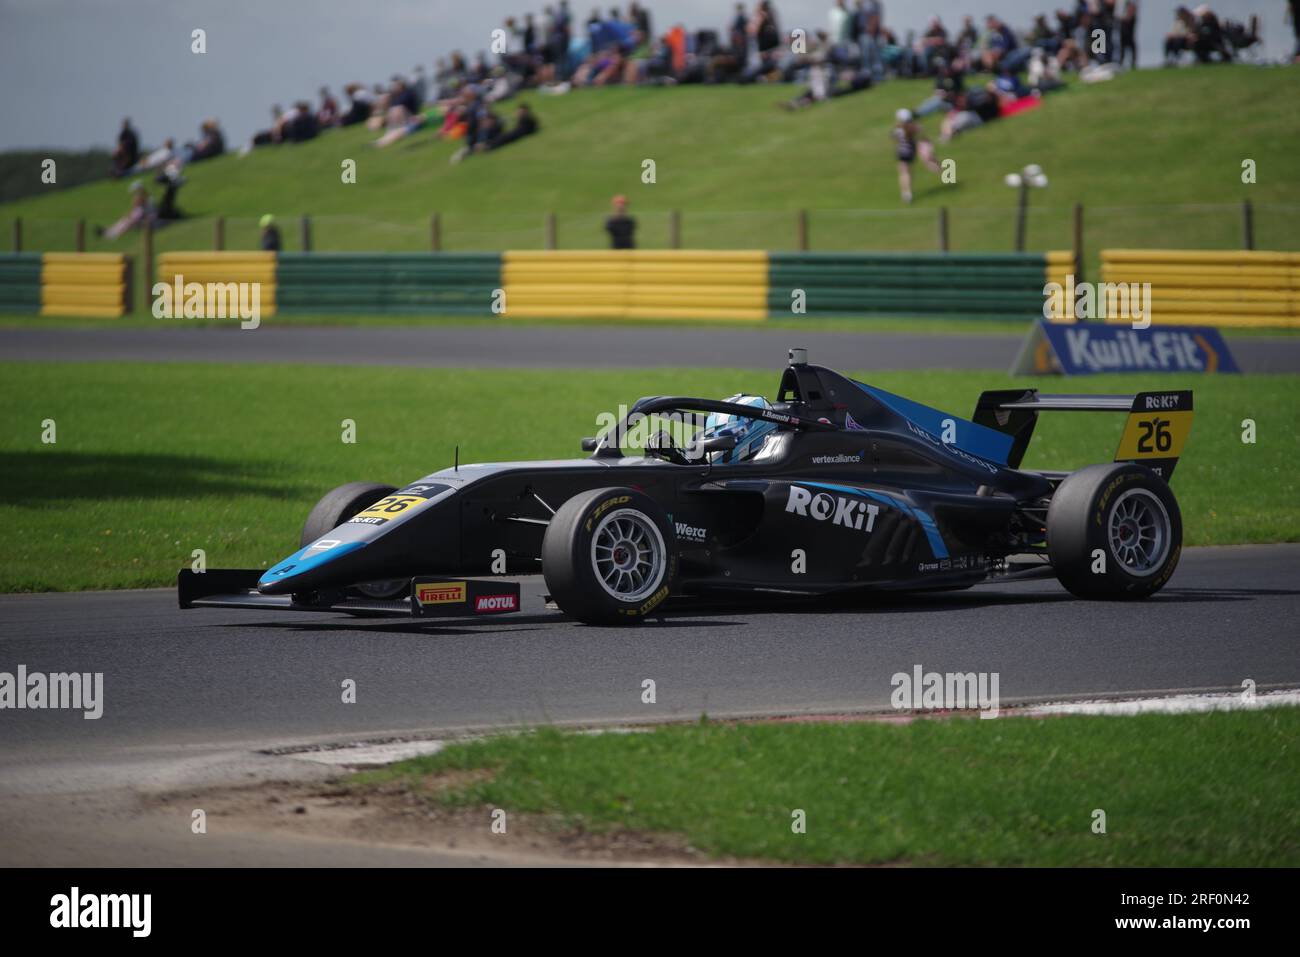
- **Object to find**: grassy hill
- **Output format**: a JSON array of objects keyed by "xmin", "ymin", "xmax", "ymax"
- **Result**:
[{"xmin": 3, "ymin": 65, "xmax": 1297, "ymax": 261}]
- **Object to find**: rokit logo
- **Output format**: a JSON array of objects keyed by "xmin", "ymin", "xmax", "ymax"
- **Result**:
[
  {"xmin": 674, "ymin": 521, "xmax": 707, "ymax": 543},
  {"xmin": 475, "ymin": 594, "xmax": 517, "ymax": 612},
  {"xmin": 785, "ymin": 486, "xmax": 879, "ymax": 532}
]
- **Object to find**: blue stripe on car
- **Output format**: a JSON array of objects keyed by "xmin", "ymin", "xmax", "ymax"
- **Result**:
[
  {"xmin": 801, "ymin": 481, "xmax": 950, "ymax": 560},
  {"xmin": 854, "ymin": 382, "xmax": 1013, "ymax": 467},
  {"xmin": 258, "ymin": 539, "xmax": 367, "ymax": 587}
]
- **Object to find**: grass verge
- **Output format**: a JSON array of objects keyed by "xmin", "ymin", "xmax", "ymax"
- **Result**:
[
  {"xmin": 1, "ymin": 362, "xmax": 1295, "ymax": 591},
  {"xmin": 351, "ymin": 709, "xmax": 1300, "ymax": 866}
]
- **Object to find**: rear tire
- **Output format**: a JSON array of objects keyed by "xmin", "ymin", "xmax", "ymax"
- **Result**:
[
  {"xmin": 1047, "ymin": 463, "xmax": 1181, "ymax": 600},
  {"xmin": 301, "ymin": 481, "xmax": 404, "ymax": 600},
  {"xmin": 542, "ymin": 487, "xmax": 677, "ymax": 625}
]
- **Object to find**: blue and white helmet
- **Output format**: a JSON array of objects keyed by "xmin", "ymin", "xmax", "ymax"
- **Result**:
[{"xmin": 698, "ymin": 394, "xmax": 777, "ymax": 463}]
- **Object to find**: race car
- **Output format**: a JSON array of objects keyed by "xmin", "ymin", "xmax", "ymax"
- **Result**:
[{"xmin": 179, "ymin": 348, "xmax": 1193, "ymax": 625}]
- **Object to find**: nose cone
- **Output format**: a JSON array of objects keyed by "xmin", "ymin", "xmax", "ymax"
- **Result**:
[{"xmin": 258, "ymin": 539, "xmax": 367, "ymax": 594}]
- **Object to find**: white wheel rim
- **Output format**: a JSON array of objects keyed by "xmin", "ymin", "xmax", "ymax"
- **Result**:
[
  {"xmin": 1107, "ymin": 488, "xmax": 1171, "ymax": 577},
  {"xmin": 591, "ymin": 508, "xmax": 666, "ymax": 602}
]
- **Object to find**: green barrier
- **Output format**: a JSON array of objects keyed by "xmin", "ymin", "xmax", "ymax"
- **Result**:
[
  {"xmin": 275, "ymin": 252, "xmax": 501, "ymax": 315},
  {"xmin": 0, "ymin": 254, "xmax": 42, "ymax": 312},
  {"xmin": 768, "ymin": 251, "xmax": 1051, "ymax": 319}
]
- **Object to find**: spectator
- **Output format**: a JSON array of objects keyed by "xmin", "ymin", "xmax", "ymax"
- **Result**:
[
  {"xmin": 605, "ymin": 194, "xmax": 636, "ymax": 249},
  {"xmin": 1291, "ymin": 0, "xmax": 1300, "ymax": 63},
  {"xmin": 259, "ymin": 214, "xmax": 282, "ymax": 252},
  {"xmin": 154, "ymin": 162, "xmax": 185, "ymax": 222},
  {"xmin": 317, "ymin": 87, "xmax": 340, "ymax": 127},
  {"xmin": 891, "ymin": 108, "xmax": 941, "ymax": 204},
  {"xmin": 1191, "ymin": 5, "xmax": 1232, "ymax": 62},
  {"xmin": 95, "ymin": 180, "xmax": 154, "ymax": 240},
  {"xmin": 486, "ymin": 102, "xmax": 539, "ymax": 151},
  {"xmin": 1165, "ymin": 6, "xmax": 1196, "ymax": 63},
  {"xmin": 1118, "ymin": 2, "xmax": 1138, "ymax": 68},
  {"xmin": 856, "ymin": 0, "xmax": 885, "ymax": 82},
  {"xmin": 916, "ymin": 57, "xmax": 964, "ymax": 115},
  {"xmin": 133, "ymin": 137, "xmax": 176, "ymax": 173},
  {"xmin": 111, "ymin": 118, "xmax": 140, "ymax": 177},
  {"xmin": 184, "ymin": 120, "xmax": 224, "ymax": 162},
  {"xmin": 341, "ymin": 83, "xmax": 372, "ymax": 126}
]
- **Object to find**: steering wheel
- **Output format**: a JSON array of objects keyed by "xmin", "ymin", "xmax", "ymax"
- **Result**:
[{"xmin": 645, "ymin": 429, "xmax": 690, "ymax": 465}]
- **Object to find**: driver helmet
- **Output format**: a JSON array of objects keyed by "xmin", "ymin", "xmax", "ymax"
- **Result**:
[{"xmin": 697, "ymin": 394, "xmax": 777, "ymax": 464}]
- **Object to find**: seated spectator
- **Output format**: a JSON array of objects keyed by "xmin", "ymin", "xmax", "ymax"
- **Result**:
[
  {"xmin": 940, "ymin": 87, "xmax": 1000, "ymax": 142},
  {"xmin": 317, "ymin": 87, "xmax": 340, "ymax": 127},
  {"xmin": 1165, "ymin": 6, "xmax": 1197, "ymax": 63},
  {"xmin": 184, "ymin": 120, "xmax": 224, "ymax": 163},
  {"xmin": 133, "ymin": 137, "xmax": 176, "ymax": 173},
  {"xmin": 1192, "ymin": 5, "xmax": 1232, "ymax": 62},
  {"xmin": 340, "ymin": 83, "xmax": 372, "ymax": 126},
  {"xmin": 95, "ymin": 180, "xmax": 154, "ymax": 240},
  {"xmin": 915, "ymin": 57, "xmax": 964, "ymax": 115},
  {"xmin": 284, "ymin": 101, "xmax": 319, "ymax": 142},
  {"xmin": 1027, "ymin": 47, "xmax": 1064, "ymax": 92},
  {"xmin": 111, "ymin": 118, "xmax": 140, "ymax": 177},
  {"xmin": 916, "ymin": 15, "xmax": 951, "ymax": 72},
  {"xmin": 605, "ymin": 194, "xmax": 636, "ymax": 249}
]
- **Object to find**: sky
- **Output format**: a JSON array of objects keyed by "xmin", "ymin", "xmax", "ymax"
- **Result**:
[{"xmin": 0, "ymin": 0, "xmax": 1292, "ymax": 150}]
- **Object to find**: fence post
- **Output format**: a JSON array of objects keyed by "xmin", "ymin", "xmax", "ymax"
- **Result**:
[
  {"xmin": 937, "ymin": 207, "xmax": 949, "ymax": 252},
  {"xmin": 431, "ymin": 213, "xmax": 441, "ymax": 252},
  {"xmin": 12, "ymin": 217, "xmax": 20, "ymax": 253},
  {"xmin": 796, "ymin": 209, "xmax": 808, "ymax": 251},
  {"xmin": 1072, "ymin": 202, "xmax": 1084, "ymax": 283},
  {"xmin": 122, "ymin": 254, "xmax": 134, "ymax": 315},
  {"xmin": 142, "ymin": 219, "xmax": 154, "ymax": 315},
  {"xmin": 300, "ymin": 215, "xmax": 312, "ymax": 252},
  {"xmin": 1241, "ymin": 200, "xmax": 1254, "ymax": 251},
  {"xmin": 214, "ymin": 216, "xmax": 225, "ymax": 251},
  {"xmin": 75, "ymin": 219, "xmax": 86, "ymax": 252},
  {"xmin": 669, "ymin": 210, "xmax": 681, "ymax": 249},
  {"xmin": 1014, "ymin": 183, "xmax": 1029, "ymax": 252},
  {"xmin": 544, "ymin": 212, "xmax": 557, "ymax": 250}
]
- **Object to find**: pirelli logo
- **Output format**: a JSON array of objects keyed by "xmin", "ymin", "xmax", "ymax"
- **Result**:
[{"xmin": 415, "ymin": 581, "xmax": 466, "ymax": 605}]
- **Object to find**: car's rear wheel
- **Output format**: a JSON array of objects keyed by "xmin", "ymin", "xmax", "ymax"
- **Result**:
[
  {"xmin": 1047, "ymin": 463, "xmax": 1182, "ymax": 600},
  {"xmin": 542, "ymin": 487, "xmax": 677, "ymax": 625},
  {"xmin": 300, "ymin": 481, "xmax": 405, "ymax": 599}
]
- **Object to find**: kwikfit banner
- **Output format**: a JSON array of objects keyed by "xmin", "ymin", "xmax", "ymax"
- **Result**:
[{"xmin": 1011, "ymin": 320, "xmax": 1240, "ymax": 376}]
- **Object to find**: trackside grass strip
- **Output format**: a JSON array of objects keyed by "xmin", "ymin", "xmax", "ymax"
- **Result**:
[
  {"xmin": 354, "ymin": 709, "xmax": 1300, "ymax": 866},
  {"xmin": 0, "ymin": 362, "xmax": 1295, "ymax": 591}
]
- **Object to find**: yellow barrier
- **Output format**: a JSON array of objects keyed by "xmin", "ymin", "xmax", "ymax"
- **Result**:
[
  {"xmin": 39, "ymin": 253, "xmax": 130, "ymax": 318},
  {"xmin": 157, "ymin": 252, "xmax": 277, "ymax": 316},
  {"xmin": 1100, "ymin": 249, "xmax": 1300, "ymax": 329},
  {"xmin": 502, "ymin": 249, "xmax": 767, "ymax": 321}
]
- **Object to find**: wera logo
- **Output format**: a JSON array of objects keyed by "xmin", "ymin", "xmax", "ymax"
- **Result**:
[
  {"xmin": 50, "ymin": 887, "xmax": 151, "ymax": 937},
  {"xmin": 785, "ymin": 485, "xmax": 878, "ymax": 531},
  {"xmin": 152, "ymin": 274, "xmax": 261, "ymax": 329},
  {"xmin": 890, "ymin": 665, "xmax": 1000, "ymax": 717},
  {"xmin": 0, "ymin": 665, "xmax": 103, "ymax": 719}
]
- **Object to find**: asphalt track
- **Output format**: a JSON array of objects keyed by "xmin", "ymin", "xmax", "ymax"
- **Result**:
[
  {"xmin": 2, "ymin": 545, "xmax": 1296, "ymax": 764},
  {"xmin": 2, "ymin": 543, "xmax": 1297, "ymax": 864},
  {"xmin": 5, "ymin": 325, "xmax": 1300, "ymax": 371}
]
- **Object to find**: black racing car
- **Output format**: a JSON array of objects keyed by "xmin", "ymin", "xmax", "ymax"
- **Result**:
[{"xmin": 179, "ymin": 348, "xmax": 1193, "ymax": 625}]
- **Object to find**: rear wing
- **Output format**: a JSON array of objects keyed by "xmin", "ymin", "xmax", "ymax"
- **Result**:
[{"xmin": 973, "ymin": 389, "xmax": 1193, "ymax": 480}]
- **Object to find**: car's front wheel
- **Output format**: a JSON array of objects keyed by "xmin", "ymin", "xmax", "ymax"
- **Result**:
[
  {"xmin": 541, "ymin": 487, "xmax": 677, "ymax": 625},
  {"xmin": 1047, "ymin": 463, "xmax": 1182, "ymax": 600},
  {"xmin": 300, "ymin": 481, "xmax": 406, "ymax": 599}
]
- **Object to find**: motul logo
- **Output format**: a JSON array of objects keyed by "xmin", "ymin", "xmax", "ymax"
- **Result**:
[{"xmin": 475, "ymin": 594, "xmax": 517, "ymax": 612}]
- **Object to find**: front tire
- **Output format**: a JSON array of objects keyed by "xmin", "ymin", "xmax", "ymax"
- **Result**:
[
  {"xmin": 542, "ymin": 487, "xmax": 677, "ymax": 625},
  {"xmin": 300, "ymin": 481, "xmax": 405, "ymax": 600},
  {"xmin": 1047, "ymin": 463, "xmax": 1182, "ymax": 600}
]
